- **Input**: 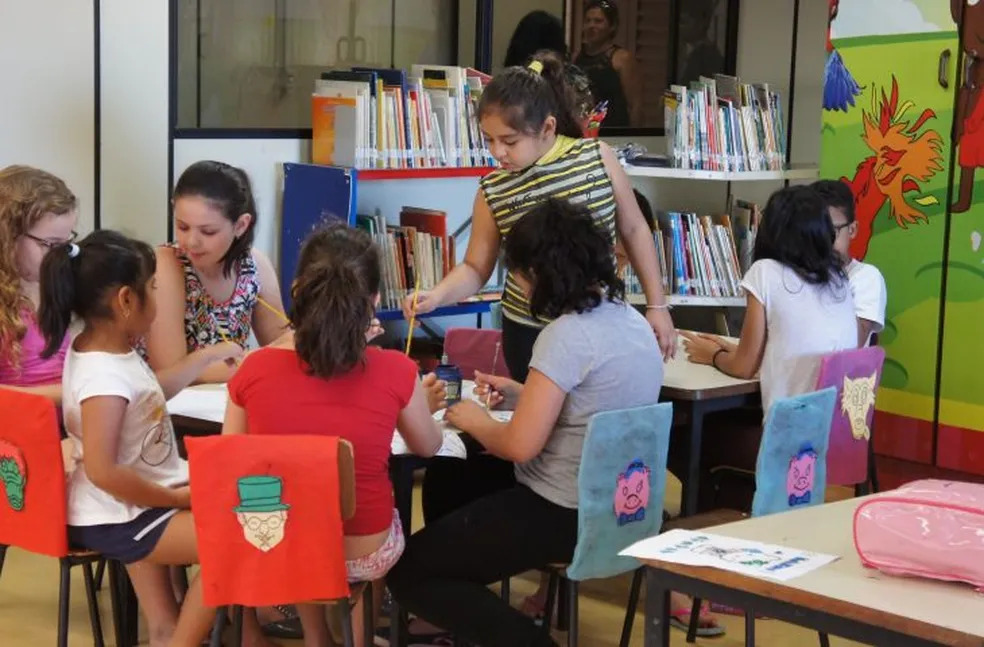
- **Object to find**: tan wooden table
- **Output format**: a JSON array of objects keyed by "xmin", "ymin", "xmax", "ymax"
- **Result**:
[{"xmin": 643, "ymin": 497, "xmax": 984, "ymax": 646}]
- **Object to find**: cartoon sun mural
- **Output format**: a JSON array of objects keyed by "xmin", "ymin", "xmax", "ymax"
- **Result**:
[
  {"xmin": 823, "ymin": 0, "xmax": 863, "ymax": 112},
  {"xmin": 841, "ymin": 77, "xmax": 944, "ymax": 260}
]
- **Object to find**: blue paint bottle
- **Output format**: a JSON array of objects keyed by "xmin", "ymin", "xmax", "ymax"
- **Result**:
[{"xmin": 434, "ymin": 354, "xmax": 462, "ymax": 405}]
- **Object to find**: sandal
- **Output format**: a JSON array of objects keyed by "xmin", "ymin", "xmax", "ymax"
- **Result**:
[{"xmin": 669, "ymin": 604, "xmax": 726, "ymax": 638}]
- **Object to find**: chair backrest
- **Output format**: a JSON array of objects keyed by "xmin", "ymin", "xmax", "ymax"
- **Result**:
[
  {"xmin": 186, "ymin": 434, "xmax": 355, "ymax": 608},
  {"xmin": 443, "ymin": 327, "xmax": 509, "ymax": 380},
  {"xmin": 814, "ymin": 346, "xmax": 886, "ymax": 486},
  {"xmin": 567, "ymin": 402, "xmax": 672, "ymax": 581},
  {"xmin": 0, "ymin": 390, "xmax": 68, "ymax": 557},
  {"xmin": 751, "ymin": 387, "xmax": 837, "ymax": 518}
]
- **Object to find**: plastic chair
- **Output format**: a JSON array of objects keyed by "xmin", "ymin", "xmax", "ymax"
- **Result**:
[
  {"xmin": 539, "ymin": 403, "xmax": 673, "ymax": 647},
  {"xmin": 185, "ymin": 434, "xmax": 370, "ymax": 647},
  {"xmin": 443, "ymin": 327, "xmax": 509, "ymax": 382},
  {"xmin": 813, "ymin": 346, "xmax": 885, "ymax": 495},
  {"xmin": 680, "ymin": 388, "xmax": 838, "ymax": 645},
  {"xmin": 0, "ymin": 389, "xmax": 112, "ymax": 647}
]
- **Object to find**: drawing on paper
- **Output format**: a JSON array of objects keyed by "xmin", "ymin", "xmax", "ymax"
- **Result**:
[
  {"xmin": 786, "ymin": 446, "xmax": 817, "ymax": 507},
  {"xmin": 842, "ymin": 372, "xmax": 878, "ymax": 440},
  {"xmin": 615, "ymin": 459, "xmax": 650, "ymax": 526},
  {"xmin": 0, "ymin": 439, "xmax": 27, "ymax": 511}
]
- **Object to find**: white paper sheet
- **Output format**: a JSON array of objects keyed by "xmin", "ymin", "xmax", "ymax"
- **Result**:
[{"xmin": 619, "ymin": 529, "xmax": 840, "ymax": 582}]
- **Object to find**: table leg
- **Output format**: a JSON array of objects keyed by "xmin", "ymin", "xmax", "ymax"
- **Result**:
[
  {"xmin": 109, "ymin": 560, "xmax": 138, "ymax": 647},
  {"xmin": 389, "ymin": 457, "xmax": 416, "ymax": 542},
  {"xmin": 681, "ymin": 401, "xmax": 706, "ymax": 517},
  {"xmin": 643, "ymin": 568, "xmax": 670, "ymax": 647}
]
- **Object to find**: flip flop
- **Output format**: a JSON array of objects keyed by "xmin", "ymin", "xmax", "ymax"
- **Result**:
[{"xmin": 669, "ymin": 606, "xmax": 726, "ymax": 638}]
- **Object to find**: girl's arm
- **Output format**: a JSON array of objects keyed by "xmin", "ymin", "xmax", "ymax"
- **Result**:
[
  {"xmin": 144, "ymin": 247, "xmax": 238, "ymax": 384},
  {"xmin": 599, "ymin": 142, "xmax": 677, "ymax": 358},
  {"xmin": 81, "ymin": 395, "xmax": 189, "ymax": 509},
  {"xmin": 395, "ymin": 378, "xmax": 444, "ymax": 457},
  {"xmin": 681, "ymin": 292, "xmax": 767, "ymax": 379},
  {"xmin": 222, "ymin": 398, "xmax": 248, "ymax": 435},
  {"xmin": 155, "ymin": 343, "xmax": 243, "ymax": 400},
  {"xmin": 250, "ymin": 249, "xmax": 290, "ymax": 346},
  {"xmin": 402, "ymin": 191, "xmax": 501, "ymax": 318},
  {"xmin": 0, "ymin": 382, "xmax": 62, "ymax": 405},
  {"xmin": 444, "ymin": 368, "xmax": 565, "ymax": 463}
]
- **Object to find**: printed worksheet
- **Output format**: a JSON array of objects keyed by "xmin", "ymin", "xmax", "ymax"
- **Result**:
[{"xmin": 620, "ymin": 529, "xmax": 839, "ymax": 582}]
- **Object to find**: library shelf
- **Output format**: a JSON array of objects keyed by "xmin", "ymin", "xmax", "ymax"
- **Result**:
[{"xmin": 622, "ymin": 164, "xmax": 819, "ymax": 182}]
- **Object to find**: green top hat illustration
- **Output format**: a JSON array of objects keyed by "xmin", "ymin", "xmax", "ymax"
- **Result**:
[{"xmin": 234, "ymin": 475, "xmax": 290, "ymax": 513}]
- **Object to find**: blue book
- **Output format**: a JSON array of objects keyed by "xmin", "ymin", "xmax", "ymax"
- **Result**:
[{"xmin": 280, "ymin": 163, "xmax": 357, "ymax": 305}]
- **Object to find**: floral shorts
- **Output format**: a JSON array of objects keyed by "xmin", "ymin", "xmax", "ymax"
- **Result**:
[{"xmin": 346, "ymin": 509, "xmax": 405, "ymax": 582}]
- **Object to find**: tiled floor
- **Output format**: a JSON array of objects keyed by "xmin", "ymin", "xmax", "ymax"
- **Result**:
[{"xmin": 0, "ymin": 477, "xmax": 864, "ymax": 646}]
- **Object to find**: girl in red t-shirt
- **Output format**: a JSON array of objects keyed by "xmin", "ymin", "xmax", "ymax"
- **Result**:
[{"xmin": 224, "ymin": 224, "xmax": 444, "ymax": 646}]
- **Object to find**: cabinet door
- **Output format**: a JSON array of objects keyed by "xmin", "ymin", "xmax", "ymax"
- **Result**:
[
  {"xmin": 937, "ymin": 1, "xmax": 984, "ymax": 474},
  {"xmin": 820, "ymin": 1, "xmax": 957, "ymax": 464}
]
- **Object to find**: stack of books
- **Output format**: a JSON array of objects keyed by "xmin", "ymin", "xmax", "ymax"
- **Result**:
[
  {"xmin": 312, "ymin": 65, "xmax": 493, "ymax": 170},
  {"xmin": 358, "ymin": 207, "xmax": 455, "ymax": 310},
  {"xmin": 624, "ymin": 198, "xmax": 761, "ymax": 298},
  {"xmin": 664, "ymin": 74, "xmax": 787, "ymax": 172}
]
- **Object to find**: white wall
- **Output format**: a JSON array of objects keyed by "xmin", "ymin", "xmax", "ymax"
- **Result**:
[
  {"xmin": 100, "ymin": 0, "xmax": 170, "ymax": 245},
  {"xmin": 0, "ymin": 1, "xmax": 95, "ymax": 233}
]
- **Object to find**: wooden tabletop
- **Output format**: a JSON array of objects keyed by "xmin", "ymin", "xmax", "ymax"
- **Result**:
[
  {"xmin": 642, "ymin": 497, "xmax": 984, "ymax": 646},
  {"xmin": 662, "ymin": 336, "xmax": 759, "ymax": 401}
]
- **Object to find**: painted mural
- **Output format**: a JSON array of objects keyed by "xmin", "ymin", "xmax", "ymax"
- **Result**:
[{"xmin": 820, "ymin": 0, "xmax": 972, "ymax": 468}]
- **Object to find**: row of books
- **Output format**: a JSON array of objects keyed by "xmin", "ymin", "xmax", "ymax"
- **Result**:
[
  {"xmin": 624, "ymin": 198, "xmax": 761, "ymax": 298},
  {"xmin": 664, "ymin": 74, "xmax": 787, "ymax": 172},
  {"xmin": 357, "ymin": 206, "xmax": 455, "ymax": 310},
  {"xmin": 312, "ymin": 65, "xmax": 493, "ymax": 170}
]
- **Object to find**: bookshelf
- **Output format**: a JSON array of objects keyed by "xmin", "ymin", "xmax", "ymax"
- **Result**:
[
  {"xmin": 627, "ymin": 294, "xmax": 746, "ymax": 308},
  {"xmin": 623, "ymin": 164, "xmax": 819, "ymax": 182}
]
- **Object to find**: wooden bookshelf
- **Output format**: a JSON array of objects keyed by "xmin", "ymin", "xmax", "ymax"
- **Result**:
[{"xmin": 623, "ymin": 164, "xmax": 819, "ymax": 182}]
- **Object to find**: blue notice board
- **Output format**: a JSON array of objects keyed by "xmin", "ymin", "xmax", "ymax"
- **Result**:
[{"xmin": 280, "ymin": 163, "xmax": 358, "ymax": 306}]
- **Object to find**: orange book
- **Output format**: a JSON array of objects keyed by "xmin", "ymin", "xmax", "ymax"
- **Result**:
[{"xmin": 311, "ymin": 95, "xmax": 358, "ymax": 166}]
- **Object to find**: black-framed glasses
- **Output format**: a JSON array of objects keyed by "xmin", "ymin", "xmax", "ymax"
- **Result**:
[
  {"xmin": 22, "ymin": 230, "xmax": 78, "ymax": 249},
  {"xmin": 833, "ymin": 222, "xmax": 853, "ymax": 234}
]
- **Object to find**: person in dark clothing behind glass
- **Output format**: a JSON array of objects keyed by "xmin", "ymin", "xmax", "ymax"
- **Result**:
[
  {"xmin": 573, "ymin": 0, "xmax": 642, "ymax": 127},
  {"xmin": 679, "ymin": 0, "xmax": 726, "ymax": 85},
  {"xmin": 503, "ymin": 11, "xmax": 567, "ymax": 67},
  {"xmin": 504, "ymin": 11, "xmax": 595, "ymax": 130}
]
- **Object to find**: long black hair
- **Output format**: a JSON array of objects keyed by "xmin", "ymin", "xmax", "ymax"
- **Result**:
[
  {"xmin": 479, "ymin": 51, "xmax": 583, "ymax": 139},
  {"xmin": 504, "ymin": 11, "xmax": 567, "ymax": 68},
  {"xmin": 504, "ymin": 198, "xmax": 623, "ymax": 319},
  {"xmin": 173, "ymin": 160, "xmax": 257, "ymax": 278},
  {"xmin": 811, "ymin": 179, "xmax": 856, "ymax": 224},
  {"xmin": 38, "ymin": 230, "xmax": 156, "ymax": 358},
  {"xmin": 753, "ymin": 185, "xmax": 846, "ymax": 287},
  {"xmin": 289, "ymin": 224, "xmax": 380, "ymax": 378}
]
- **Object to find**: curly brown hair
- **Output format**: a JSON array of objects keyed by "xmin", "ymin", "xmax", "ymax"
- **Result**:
[{"xmin": 0, "ymin": 166, "xmax": 76, "ymax": 367}]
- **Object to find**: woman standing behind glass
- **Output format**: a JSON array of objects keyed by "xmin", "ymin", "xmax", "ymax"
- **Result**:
[{"xmin": 573, "ymin": 0, "xmax": 642, "ymax": 127}]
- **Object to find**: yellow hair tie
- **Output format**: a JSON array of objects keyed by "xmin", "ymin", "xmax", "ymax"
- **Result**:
[{"xmin": 527, "ymin": 60, "xmax": 544, "ymax": 75}]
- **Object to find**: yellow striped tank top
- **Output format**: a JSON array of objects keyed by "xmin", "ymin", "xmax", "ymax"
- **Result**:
[{"xmin": 480, "ymin": 136, "xmax": 616, "ymax": 328}]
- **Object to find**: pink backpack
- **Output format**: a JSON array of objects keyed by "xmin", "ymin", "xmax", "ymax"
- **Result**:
[{"xmin": 853, "ymin": 479, "xmax": 984, "ymax": 590}]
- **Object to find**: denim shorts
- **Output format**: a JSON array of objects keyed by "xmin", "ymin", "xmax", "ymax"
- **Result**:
[{"xmin": 68, "ymin": 507, "xmax": 178, "ymax": 563}]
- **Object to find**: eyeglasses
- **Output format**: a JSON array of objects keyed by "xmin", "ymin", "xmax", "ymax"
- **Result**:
[
  {"xmin": 22, "ymin": 230, "xmax": 78, "ymax": 249},
  {"xmin": 832, "ymin": 222, "xmax": 853, "ymax": 234}
]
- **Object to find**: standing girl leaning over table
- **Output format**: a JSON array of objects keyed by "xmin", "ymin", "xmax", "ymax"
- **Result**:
[
  {"xmin": 402, "ymin": 51, "xmax": 675, "ymax": 381},
  {"xmin": 142, "ymin": 161, "xmax": 287, "ymax": 384},
  {"xmin": 403, "ymin": 52, "xmax": 675, "ymax": 540}
]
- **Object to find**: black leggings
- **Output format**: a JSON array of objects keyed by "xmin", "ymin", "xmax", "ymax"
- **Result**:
[{"xmin": 388, "ymin": 484, "xmax": 577, "ymax": 647}]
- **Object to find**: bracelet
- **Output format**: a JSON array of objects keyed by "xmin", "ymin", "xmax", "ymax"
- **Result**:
[
  {"xmin": 711, "ymin": 348, "xmax": 727, "ymax": 370},
  {"xmin": 646, "ymin": 304, "xmax": 672, "ymax": 311}
]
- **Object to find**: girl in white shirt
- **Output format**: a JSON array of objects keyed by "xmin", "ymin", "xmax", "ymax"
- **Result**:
[
  {"xmin": 681, "ymin": 185, "xmax": 857, "ymax": 510},
  {"xmin": 38, "ymin": 230, "xmax": 242, "ymax": 647}
]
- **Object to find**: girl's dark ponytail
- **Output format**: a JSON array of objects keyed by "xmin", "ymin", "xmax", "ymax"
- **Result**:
[
  {"xmin": 534, "ymin": 52, "xmax": 583, "ymax": 138},
  {"xmin": 38, "ymin": 245, "xmax": 78, "ymax": 358},
  {"xmin": 37, "ymin": 230, "xmax": 156, "ymax": 358},
  {"xmin": 289, "ymin": 224, "xmax": 381, "ymax": 378},
  {"xmin": 480, "ymin": 50, "xmax": 583, "ymax": 139}
]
